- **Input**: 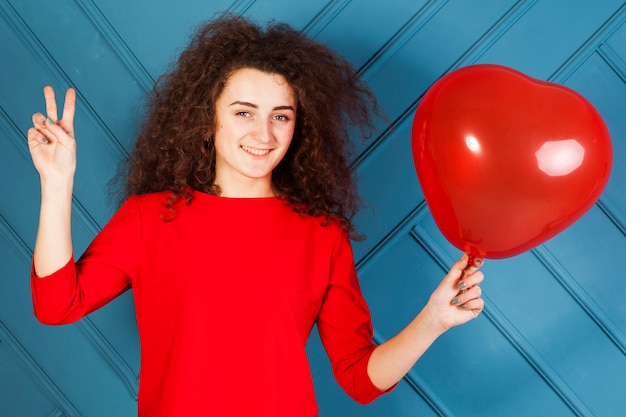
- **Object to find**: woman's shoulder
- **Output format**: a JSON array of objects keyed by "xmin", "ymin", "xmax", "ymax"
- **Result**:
[
  {"xmin": 129, "ymin": 191, "xmax": 173, "ymax": 203},
  {"xmin": 286, "ymin": 203, "xmax": 348, "ymax": 240},
  {"xmin": 116, "ymin": 192, "xmax": 177, "ymax": 222},
  {"xmin": 121, "ymin": 191, "xmax": 173, "ymax": 210}
]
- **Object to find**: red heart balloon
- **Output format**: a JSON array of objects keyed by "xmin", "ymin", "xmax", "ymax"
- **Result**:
[{"xmin": 412, "ymin": 64, "xmax": 612, "ymax": 259}]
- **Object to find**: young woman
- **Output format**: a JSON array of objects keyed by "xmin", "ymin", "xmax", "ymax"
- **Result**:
[{"xmin": 27, "ymin": 15, "xmax": 484, "ymax": 416}]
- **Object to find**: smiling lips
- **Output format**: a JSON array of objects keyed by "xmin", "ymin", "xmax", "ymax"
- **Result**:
[{"xmin": 241, "ymin": 145, "xmax": 272, "ymax": 156}]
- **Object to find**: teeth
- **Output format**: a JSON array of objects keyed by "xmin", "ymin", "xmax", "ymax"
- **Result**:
[{"xmin": 241, "ymin": 145, "xmax": 271, "ymax": 156}]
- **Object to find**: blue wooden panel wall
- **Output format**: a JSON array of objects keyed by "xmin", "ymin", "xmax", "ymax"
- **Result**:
[{"xmin": 1, "ymin": 1, "xmax": 625, "ymax": 416}]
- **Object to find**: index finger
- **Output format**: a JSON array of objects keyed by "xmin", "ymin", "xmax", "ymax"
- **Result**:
[
  {"xmin": 464, "ymin": 256, "xmax": 484, "ymax": 276},
  {"xmin": 445, "ymin": 254, "xmax": 472, "ymax": 283},
  {"xmin": 455, "ymin": 253, "xmax": 483, "ymax": 270},
  {"xmin": 43, "ymin": 86, "xmax": 59, "ymax": 122}
]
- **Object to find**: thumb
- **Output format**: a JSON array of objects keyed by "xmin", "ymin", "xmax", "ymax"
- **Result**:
[
  {"xmin": 42, "ymin": 117, "xmax": 73, "ymax": 145},
  {"xmin": 445, "ymin": 254, "xmax": 470, "ymax": 283}
]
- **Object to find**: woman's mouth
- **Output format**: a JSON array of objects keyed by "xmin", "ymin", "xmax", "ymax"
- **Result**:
[{"xmin": 241, "ymin": 145, "xmax": 272, "ymax": 156}]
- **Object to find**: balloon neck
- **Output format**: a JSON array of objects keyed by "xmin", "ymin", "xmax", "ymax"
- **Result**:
[{"xmin": 467, "ymin": 253, "xmax": 484, "ymax": 269}]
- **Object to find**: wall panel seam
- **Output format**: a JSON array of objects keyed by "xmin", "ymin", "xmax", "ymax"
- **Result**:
[
  {"xmin": 0, "ymin": 106, "xmax": 104, "ymax": 237},
  {"xmin": 77, "ymin": 317, "xmax": 139, "ymax": 399},
  {"xmin": 597, "ymin": 42, "xmax": 626, "ymax": 83},
  {"xmin": 350, "ymin": 0, "xmax": 539, "ymax": 173},
  {"xmin": 0, "ymin": 320, "xmax": 81, "ymax": 417},
  {"xmin": 74, "ymin": 0, "xmax": 261, "ymax": 87},
  {"xmin": 0, "ymin": 107, "xmax": 139, "ymax": 399},
  {"xmin": 227, "ymin": 0, "xmax": 257, "ymax": 16},
  {"xmin": 355, "ymin": 203, "xmax": 450, "ymax": 416},
  {"xmin": 409, "ymin": 227, "xmax": 595, "ymax": 417},
  {"xmin": 1, "ymin": 0, "xmax": 129, "ymax": 160},
  {"xmin": 549, "ymin": 3, "xmax": 626, "ymax": 83},
  {"xmin": 441, "ymin": 0, "xmax": 539, "ymax": 71},
  {"xmin": 355, "ymin": 201, "xmax": 428, "ymax": 270},
  {"xmin": 371, "ymin": 329, "xmax": 452, "ymax": 417},
  {"xmin": 44, "ymin": 408, "xmax": 66, "ymax": 417},
  {"xmin": 532, "ymin": 245, "xmax": 626, "ymax": 355},
  {"xmin": 302, "ymin": 0, "xmax": 351, "ymax": 37},
  {"xmin": 596, "ymin": 198, "xmax": 626, "ymax": 239},
  {"xmin": 0, "ymin": 214, "xmax": 33, "ymax": 264},
  {"xmin": 356, "ymin": 0, "xmax": 447, "ymax": 79},
  {"xmin": 72, "ymin": 0, "xmax": 154, "ymax": 91}
]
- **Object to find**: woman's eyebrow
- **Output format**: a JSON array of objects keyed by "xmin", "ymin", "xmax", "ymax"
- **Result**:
[
  {"xmin": 273, "ymin": 105, "xmax": 296, "ymax": 112},
  {"xmin": 229, "ymin": 101, "xmax": 295, "ymax": 112},
  {"xmin": 230, "ymin": 100, "xmax": 257, "ymax": 108}
]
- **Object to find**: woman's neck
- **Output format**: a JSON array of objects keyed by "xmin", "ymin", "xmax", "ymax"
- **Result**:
[{"xmin": 213, "ymin": 177, "xmax": 276, "ymax": 198}]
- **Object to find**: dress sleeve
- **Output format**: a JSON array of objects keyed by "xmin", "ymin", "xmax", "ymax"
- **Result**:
[
  {"xmin": 31, "ymin": 197, "xmax": 142, "ymax": 325},
  {"xmin": 316, "ymin": 229, "xmax": 395, "ymax": 405}
]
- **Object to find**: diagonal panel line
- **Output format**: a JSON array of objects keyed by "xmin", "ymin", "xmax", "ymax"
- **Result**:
[
  {"xmin": 549, "ymin": 2, "xmax": 626, "ymax": 83},
  {"xmin": 0, "ymin": 106, "xmax": 139, "ymax": 399},
  {"xmin": 598, "ymin": 42, "xmax": 626, "ymax": 83},
  {"xmin": 302, "ymin": 0, "xmax": 352, "ymax": 37},
  {"xmin": 409, "ymin": 226, "xmax": 595, "ymax": 417},
  {"xmin": 532, "ymin": 245, "xmax": 626, "ymax": 356},
  {"xmin": 596, "ymin": 198, "xmax": 626, "ymax": 239},
  {"xmin": 0, "ymin": 211, "xmax": 140, "ymax": 400},
  {"xmin": 352, "ymin": 4, "xmax": 626, "ymax": 396},
  {"xmin": 537, "ymin": 1, "xmax": 626, "ymax": 362},
  {"xmin": 227, "ymin": 0, "xmax": 257, "ymax": 15},
  {"xmin": 44, "ymin": 407, "xmax": 66, "ymax": 417},
  {"xmin": 0, "ymin": 214, "xmax": 32, "ymax": 265},
  {"xmin": 1, "ymin": 0, "xmax": 128, "ymax": 160},
  {"xmin": 439, "ymin": 0, "xmax": 539, "ymax": 74},
  {"xmin": 0, "ymin": 319, "xmax": 81, "ymax": 417},
  {"xmin": 355, "ymin": 201, "xmax": 427, "ymax": 270},
  {"xmin": 370, "ymin": 328, "xmax": 451, "ymax": 417},
  {"xmin": 351, "ymin": 0, "xmax": 539, "ymax": 172},
  {"xmin": 356, "ymin": 0, "xmax": 448, "ymax": 78},
  {"xmin": 77, "ymin": 315, "xmax": 139, "ymax": 399},
  {"xmin": 355, "ymin": 203, "xmax": 453, "ymax": 417},
  {"xmin": 73, "ymin": 0, "xmax": 155, "ymax": 92},
  {"xmin": 76, "ymin": 0, "xmax": 259, "ymax": 89}
]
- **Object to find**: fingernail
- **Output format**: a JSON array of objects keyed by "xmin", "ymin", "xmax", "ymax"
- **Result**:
[
  {"xmin": 46, "ymin": 117, "xmax": 54, "ymax": 126},
  {"xmin": 451, "ymin": 298, "xmax": 460, "ymax": 305},
  {"xmin": 41, "ymin": 137, "xmax": 49, "ymax": 143},
  {"xmin": 460, "ymin": 303, "xmax": 467, "ymax": 308},
  {"xmin": 458, "ymin": 281, "xmax": 467, "ymax": 290}
]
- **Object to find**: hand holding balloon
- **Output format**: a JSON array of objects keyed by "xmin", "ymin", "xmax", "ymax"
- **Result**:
[
  {"xmin": 424, "ymin": 254, "xmax": 485, "ymax": 332},
  {"xmin": 412, "ymin": 64, "xmax": 612, "ymax": 259}
]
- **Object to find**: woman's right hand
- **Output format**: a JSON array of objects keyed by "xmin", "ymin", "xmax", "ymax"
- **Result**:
[
  {"xmin": 29, "ymin": 86, "xmax": 77, "ymax": 277},
  {"xmin": 28, "ymin": 86, "xmax": 77, "ymax": 182}
]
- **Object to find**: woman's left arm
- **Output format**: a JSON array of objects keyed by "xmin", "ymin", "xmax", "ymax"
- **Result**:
[{"xmin": 367, "ymin": 254, "xmax": 484, "ymax": 391}]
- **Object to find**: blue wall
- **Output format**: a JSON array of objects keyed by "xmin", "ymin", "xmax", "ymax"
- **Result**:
[{"xmin": 1, "ymin": 1, "xmax": 625, "ymax": 416}]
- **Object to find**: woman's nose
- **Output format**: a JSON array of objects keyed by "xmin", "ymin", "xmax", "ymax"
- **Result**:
[{"xmin": 252, "ymin": 119, "xmax": 272, "ymax": 143}]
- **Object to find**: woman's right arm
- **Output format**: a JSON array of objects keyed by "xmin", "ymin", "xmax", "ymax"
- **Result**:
[{"xmin": 28, "ymin": 86, "xmax": 76, "ymax": 277}]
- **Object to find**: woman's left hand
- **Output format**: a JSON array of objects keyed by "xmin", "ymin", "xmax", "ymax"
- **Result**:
[
  {"xmin": 423, "ymin": 254, "xmax": 485, "ymax": 333},
  {"xmin": 367, "ymin": 254, "xmax": 485, "ymax": 390}
]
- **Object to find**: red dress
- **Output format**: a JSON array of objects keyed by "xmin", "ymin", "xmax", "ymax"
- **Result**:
[{"xmin": 31, "ymin": 191, "xmax": 389, "ymax": 416}]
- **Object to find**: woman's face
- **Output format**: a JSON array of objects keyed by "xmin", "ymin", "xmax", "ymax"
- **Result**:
[{"xmin": 213, "ymin": 67, "xmax": 297, "ymax": 197}]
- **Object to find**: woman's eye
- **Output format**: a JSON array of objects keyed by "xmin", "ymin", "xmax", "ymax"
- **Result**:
[
  {"xmin": 274, "ymin": 115, "xmax": 289, "ymax": 121},
  {"xmin": 236, "ymin": 111, "xmax": 251, "ymax": 118}
]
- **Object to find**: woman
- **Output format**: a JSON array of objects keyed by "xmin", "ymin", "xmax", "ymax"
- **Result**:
[{"xmin": 27, "ymin": 15, "xmax": 484, "ymax": 416}]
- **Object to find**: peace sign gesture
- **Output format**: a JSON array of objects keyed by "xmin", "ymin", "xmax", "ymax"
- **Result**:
[{"xmin": 27, "ymin": 86, "xmax": 77, "ymax": 182}]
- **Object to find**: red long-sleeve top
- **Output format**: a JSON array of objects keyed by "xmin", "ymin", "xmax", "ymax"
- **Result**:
[{"xmin": 31, "ymin": 191, "xmax": 389, "ymax": 416}]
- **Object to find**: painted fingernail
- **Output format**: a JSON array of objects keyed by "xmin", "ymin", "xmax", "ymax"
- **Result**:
[
  {"xmin": 46, "ymin": 117, "xmax": 54, "ymax": 126},
  {"xmin": 451, "ymin": 298, "xmax": 460, "ymax": 305},
  {"xmin": 460, "ymin": 303, "xmax": 467, "ymax": 308},
  {"xmin": 458, "ymin": 281, "xmax": 467, "ymax": 290},
  {"xmin": 41, "ymin": 137, "xmax": 49, "ymax": 143}
]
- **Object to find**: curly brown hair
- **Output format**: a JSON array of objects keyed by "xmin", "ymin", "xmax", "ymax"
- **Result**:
[{"xmin": 121, "ymin": 14, "xmax": 379, "ymax": 237}]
